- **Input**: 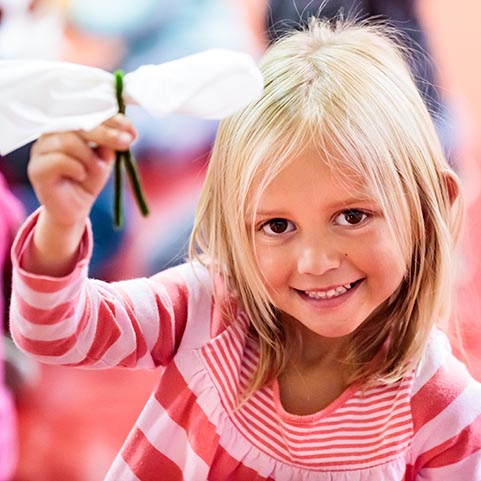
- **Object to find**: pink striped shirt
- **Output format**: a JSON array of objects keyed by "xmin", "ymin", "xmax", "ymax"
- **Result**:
[{"xmin": 9, "ymin": 210, "xmax": 481, "ymax": 480}]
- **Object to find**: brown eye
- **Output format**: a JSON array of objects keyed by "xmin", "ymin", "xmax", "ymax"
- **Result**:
[
  {"xmin": 262, "ymin": 218, "xmax": 295, "ymax": 235},
  {"xmin": 335, "ymin": 209, "xmax": 368, "ymax": 226}
]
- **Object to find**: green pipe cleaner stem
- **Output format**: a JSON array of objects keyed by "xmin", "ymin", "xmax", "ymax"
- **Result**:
[
  {"xmin": 114, "ymin": 152, "xmax": 124, "ymax": 228},
  {"xmin": 113, "ymin": 70, "xmax": 150, "ymax": 229}
]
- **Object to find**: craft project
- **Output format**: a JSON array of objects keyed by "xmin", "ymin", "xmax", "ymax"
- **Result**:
[{"xmin": 0, "ymin": 49, "xmax": 263, "ymax": 227}]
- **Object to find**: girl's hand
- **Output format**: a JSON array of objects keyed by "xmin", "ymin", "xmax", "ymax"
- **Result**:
[
  {"xmin": 22, "ymin": 114, "xmax": 136, "ymax": 277},
  {"xmin": 28, "ymin": 114, "xmax": 136, "ymax": 228}
]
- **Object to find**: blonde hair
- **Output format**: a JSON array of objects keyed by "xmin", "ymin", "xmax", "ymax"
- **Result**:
[{"xmin": 190, "ymin": 18, "xmax": 464, "ymax": 399}]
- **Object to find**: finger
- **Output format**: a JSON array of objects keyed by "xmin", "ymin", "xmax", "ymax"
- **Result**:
[
  {"xmin": 95, "ymin": 146, "xmax": 116, "ymax": 164},
  {"xmin": 79, "ymin": 123, "xmax": 135, "ymax": 152},
  {"xmin": 32, "ymin": 132, "xmax": 115, "ymax": 186},
  {"xmin": 103, "ymin": 113, "xmax": 136, "ymax": 136},
  {"xmin": 33, "ymin": 132, "xmax": 96, "ymax": 165},
  {"xmin": 28, "ymin": 151, "xmax": 89, "ymax": 184}
]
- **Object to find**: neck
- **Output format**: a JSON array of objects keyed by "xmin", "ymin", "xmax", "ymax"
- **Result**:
[{"xmin": 282, "ymin": 313, "xmax": 351, "ymax": 368}]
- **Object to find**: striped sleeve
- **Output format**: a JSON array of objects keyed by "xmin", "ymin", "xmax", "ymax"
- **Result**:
[
  {"xmin": 408, "ymin": 331, "xmax": 481, "ymax": 480},
  {"xmin": 9, "ymin": 209, "xmax": 206, "ymax": 369}
]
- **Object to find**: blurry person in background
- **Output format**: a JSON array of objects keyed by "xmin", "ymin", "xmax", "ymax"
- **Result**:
[
  {"xmin": 0, "ymin": 173, "xmax": 23, "ymax": 481},
  {"xmin": 0, "ymin": 5, "xmax": 49, "ymax": 476},
  {"xmin": 0, "ymin": 0, "xmax": 64, "ymax": 60}
]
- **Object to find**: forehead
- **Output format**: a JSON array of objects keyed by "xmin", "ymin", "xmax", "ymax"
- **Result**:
[{"xmin": 252, "ymin": 145, "xmax": 375, "ymax": 210}]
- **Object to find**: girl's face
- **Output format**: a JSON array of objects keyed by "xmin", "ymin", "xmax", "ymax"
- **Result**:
[{"xmin": 251, "ymin": 147, "xmax": 407, "ymax": 342}]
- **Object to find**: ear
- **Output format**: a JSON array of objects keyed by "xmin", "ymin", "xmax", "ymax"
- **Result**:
[{"xmin": 442, "ymin": 169, "xmax": 460, "ymax": 206}]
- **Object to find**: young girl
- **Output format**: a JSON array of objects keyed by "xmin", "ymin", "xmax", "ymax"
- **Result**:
[{"xmin": 9, "ymin": 18, "xmax": 481, "ymax": 480}]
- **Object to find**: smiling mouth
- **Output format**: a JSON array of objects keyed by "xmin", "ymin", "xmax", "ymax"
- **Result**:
[{"xmin": 297, "ymin": 280, "xmax": 362, "ymax": 300}]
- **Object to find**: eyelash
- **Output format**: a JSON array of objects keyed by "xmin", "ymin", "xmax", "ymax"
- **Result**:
[
  {"xmin": 259, "ymin": 209, "xmax": 371, "ymax": 236},
  {"xmin": 334, "ymin": 209, "xmax": 370, "ymax": 226},
  {"xmin": 260, "ymin": 218, "xmax": 295, "ymax": 236}
]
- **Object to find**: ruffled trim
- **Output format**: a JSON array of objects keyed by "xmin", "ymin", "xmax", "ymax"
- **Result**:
[{"xmin": 177, "ymin": 345, "xmax": 409, "ymax": 480}]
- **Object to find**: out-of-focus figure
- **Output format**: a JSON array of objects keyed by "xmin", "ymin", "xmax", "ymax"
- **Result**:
[
  {"xmin": 0, "ymin": 173, "xmax": 23, "ymax": 481},
  {"xmin": 0, "ymin": 0, "xmax": 64, "ymax": 59}
]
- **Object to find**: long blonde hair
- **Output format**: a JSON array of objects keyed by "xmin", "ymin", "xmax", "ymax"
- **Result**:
[{"xmin": 190, "ymin": 17, "xmax": 464, "ymax": 399}]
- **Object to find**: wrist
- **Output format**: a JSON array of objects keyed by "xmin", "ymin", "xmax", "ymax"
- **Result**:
[
  {"xmin": 21, "ymin": 208, "xmax": 88, "ymax": 277},
  {"xmin": 40, "ymin": 208, "xmax": 87, "ymax": 235}
]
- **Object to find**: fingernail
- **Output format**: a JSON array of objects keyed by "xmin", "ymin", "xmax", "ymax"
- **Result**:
[{"xmin": 119, "ymin": 132, "xmax": 133, "ymax": 144}]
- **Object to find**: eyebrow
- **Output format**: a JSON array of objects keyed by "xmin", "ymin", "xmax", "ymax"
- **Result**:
[
  {"xmin": 254, "ymin": 197, "xmax": 377, "ymax": 217},
  {"xmin": 254, "ymin": 211, "xmax": 288, "ymax": 219}
]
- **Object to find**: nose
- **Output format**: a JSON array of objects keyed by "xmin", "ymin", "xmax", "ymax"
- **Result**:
[{"xmin": 296, "ymin": 234, "xmax": 342, "ymax": 276}]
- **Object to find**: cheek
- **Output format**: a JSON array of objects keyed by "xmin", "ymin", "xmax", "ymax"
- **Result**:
[
  {"xmin": 255, "ymin": 245, "xmax": 289, "ymax": 289},
  {"xmin": 369, "ymin": 235, "xmax": 407, "ymax": 289},
  {"xmin": 349, "ymin": 225, "xmax": 406, "ymax": 287}
]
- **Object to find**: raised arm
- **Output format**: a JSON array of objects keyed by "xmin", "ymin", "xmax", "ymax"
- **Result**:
[
  {"xmin": 9, "ymin": 116, "xmax": 212, "ymax": 370},
  {"xmin": 23, "ymin": 114, "xmax": 135, "ymax": 277}
]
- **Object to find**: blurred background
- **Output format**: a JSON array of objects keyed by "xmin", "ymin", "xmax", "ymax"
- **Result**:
[{"xmin": 0, "ymin": 0, "xmax": 481, "ymax": 479}]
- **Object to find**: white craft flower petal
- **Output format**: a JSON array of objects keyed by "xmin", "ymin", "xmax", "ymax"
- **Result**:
[
  {"xmin": 124, "ymin": 49, "xmax": 264, "ymax": 119},
  {"xmin": 0, "ymin": 60, "xmax": 117, "ymax": 155},
  {"xmin": 0, "ymin": 49, "xmax": 263, "ymax": 156}
]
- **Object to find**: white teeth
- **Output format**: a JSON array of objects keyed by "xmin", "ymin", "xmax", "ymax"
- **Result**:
[{"xmin": 304, "ymin": 283, "xmax": 353, "ymax": 300}]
